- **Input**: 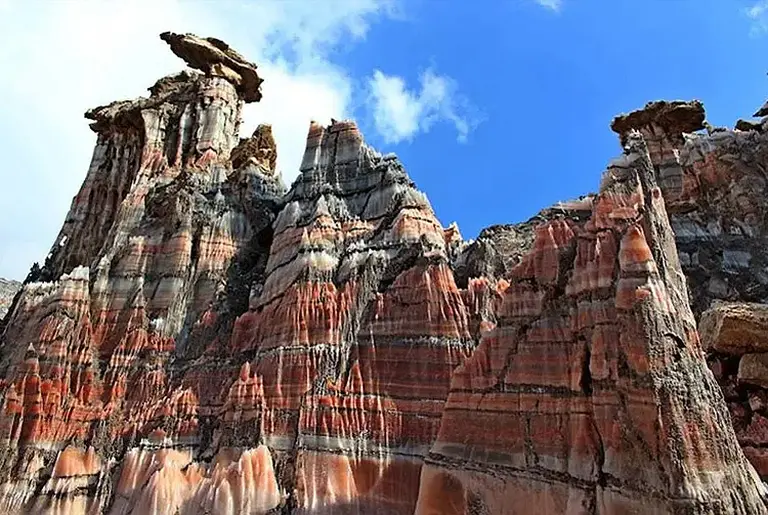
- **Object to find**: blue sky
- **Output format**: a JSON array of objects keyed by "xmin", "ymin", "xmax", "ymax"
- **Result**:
[
  {"xmin": 349, "ymin": 0, "xmax": 768, "ymax": 241},
  {"xmin": 0, "ymin": 0, "xmax": 767, "ymax": 279}
]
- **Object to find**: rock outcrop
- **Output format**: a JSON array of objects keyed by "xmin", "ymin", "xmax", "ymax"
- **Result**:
[
  {"xmin": 415, "ymin": 130, "xmax": 765, "ymax": 514},
  {"xmin": 608, "ymin": 99, "xmax": 768, "ymax": 481},
  {"xmin": 0, "ymin": 279, "xmax": 21, "ymax": 319},
  {"xmin": 160, "ymin": 31, "xmax": 264, "ymax": 102},
  {"xmin": 0, "ymin": 31, "xmax": 766, "ymax": 515}
]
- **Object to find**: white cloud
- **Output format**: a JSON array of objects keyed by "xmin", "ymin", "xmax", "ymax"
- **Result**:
[
  {"xmin": 747, "ymin": 1, "xmax": 768, "ymax": 35},
  {"xmin": 367, "ymin": 68, "xmax": 480, "ymax": 144},
  {"xmin": 749, "ymin": 0, "xmax": 768, "ymax": 18},
  {"xmin": 0, "ymin": 0, "xmax": 397, "ymax": 280},
  {"xmin": 534, "ymin": 0, "xmax": 562, "ymax": 12}
]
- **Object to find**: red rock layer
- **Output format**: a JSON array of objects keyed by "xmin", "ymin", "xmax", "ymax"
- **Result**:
[
  {"xmin": 225, "ymin": 120, "xmax": 474, "ymax": 513},
  {"xmin": 1, "ymin": 31, "xmax": 767, "ymax": 515},
  {"xmin": 611, "ymin": 99, "xmax": 768, "ymax": 481},
  {"xmin": 0, "ymin": 33, "xmax": 282, "ymax": 514},
  {"xmin": 0, "ymin": 39, "xmax": 473, "ymax": 511},
  {"xmin": 415, "ymin": 132, "xmax": 766, "ymax": 514}
]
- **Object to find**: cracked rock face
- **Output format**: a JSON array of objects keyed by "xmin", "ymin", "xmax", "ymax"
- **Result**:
[
  {"xmin": 415, "ymin": 132, "xmax": 766, "ymax": 515},
  {"xmin": 0, "ymin": 32, "xmax": 766, "ymax": 515},
  {"xmin": 0, "ymin": 279, "xmax": 20, "ymax": 319},
  {"xmin": 609, "ymin": 98, "xmax": 768, "ymax": 482}
]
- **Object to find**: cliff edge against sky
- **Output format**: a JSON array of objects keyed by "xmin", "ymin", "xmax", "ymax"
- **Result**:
[{"xmin": 0, "ymin": 32, "xmax": 767, "ymax": 515}]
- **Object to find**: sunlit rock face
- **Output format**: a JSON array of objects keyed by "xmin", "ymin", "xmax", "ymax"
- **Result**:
[
  {"xmin": 610, "ymin": 100, "xmax": 768, "ymax": 317},
  {"xmin": 0, "ymin": 32, "xmax": 287, "ymax": 514},
  {"xmin": 0, "ymin": 30, "xmax": 471, "ymax": 514},
  {"xmin": 1, "ymin": 31, "xmax": 767, "ymax": 515},
  {"xmin": 229, "ymin": 119, "xmax": 474, "ymax": 514},
  {"xmin": 0, "ymin": 278, "xmax": 21, "ymax": 319},
  {"xmin": 610, "ymin": 100, "xmax": 768, "ymax": 481},
  {"xmin": 414, "ymin": 131, "xmax": 766, "ymax": 514}
]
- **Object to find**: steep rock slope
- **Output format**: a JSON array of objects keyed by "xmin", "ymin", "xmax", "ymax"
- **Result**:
[
  {"xmin": 0, "ymin": 31, "xmax": 765, "ymax": 515},
  {"xmin": 458, "ymin": 98, "xmax": 768, "ymax": 485},
  {"xmin": 0, "ymin": 32, "xmax": 286, "ymax": 514},
  {"xmin": 612, "ymin": 100, "xmax": 768, "ymax": 481},
  {"xmin": 0, "ymin": 279, "xmax": 21, "ymax": 319},
  {"xmin": 417, "ymin": 130, "xmax": 765, "ymax": 514},
  {"xmin": 0, "ymin": 32, "xmax": 471, "ymax": 515}
]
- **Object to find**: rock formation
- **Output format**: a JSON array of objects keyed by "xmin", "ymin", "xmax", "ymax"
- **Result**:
[
  {"xmin": 416, "ymin": 126, "xmax": 766, "ymax": 514},
  {"xmin": 0, "ymin": 31, "xmax": 766, "ymax": 514},
  {"xmin": 609, "ymin": 99, "xmax": 768, "ymax": 482},
  {"xmin": 0, "ymin": 279, "xmax": 20, "ymax": 319}
]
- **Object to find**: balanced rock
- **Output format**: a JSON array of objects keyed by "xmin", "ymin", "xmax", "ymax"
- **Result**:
[{"xmin": 160, "ymin": 31, "xmax": 263, "ymax": 102}]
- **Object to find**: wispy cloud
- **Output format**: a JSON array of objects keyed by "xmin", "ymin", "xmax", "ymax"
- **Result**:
[
  {"xmin": 0, "ymin": 0, "xmax": 398, "ymax": 279},
  {"xmin": 534, "ymin": 0, "xmax": 562, "ymax": 12},
  {"xmin": 747, "ymin": 1, "xmax": 768, "ymax": 35},
  {"xmin": 367, "ymin": 68, "xmax": 481, "ymax": 144}
]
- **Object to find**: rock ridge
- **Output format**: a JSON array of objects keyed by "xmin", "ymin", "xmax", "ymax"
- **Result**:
[{"xmin": 0, "ymin": 31, "xmax": 766, "ymax": 515}]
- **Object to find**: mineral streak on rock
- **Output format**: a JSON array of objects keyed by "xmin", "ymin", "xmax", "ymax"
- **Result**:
[
  {"xmin": 229, "ymin": 118, "xmax": 474, "ymax": 513},
  {"xmin": 0, "ymin": 32, "xmax": 284, "ymax": 514},
  {"xmin": 610, "ymin": 99, "xmax": 768, "ymax": 315},
  {"xmin": 611, "ymin": 97, "xmax": 768, "ymax": 481},
  {"xmin": 0, "ymin": 30, "xmax": 767, "ymax": 515},
  {"xmin": 414, "ymin": 132, "xmax": 767, "ymax": 513}
]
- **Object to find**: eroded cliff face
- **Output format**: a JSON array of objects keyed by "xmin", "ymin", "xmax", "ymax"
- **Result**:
[
  {"xmin": 609, "ymin": 100, "xmax": 768, "ymax": 482},
  {"xmin": 0, "ymin": 31, "xmax": 766, "ymax": 515},
  {"xmin": 417, "ymin": 129, "xmax": 765, "ymax": 514},
  {"xmin": 0, "ymin": 279, "xmax": 21, "ymax": 320}
]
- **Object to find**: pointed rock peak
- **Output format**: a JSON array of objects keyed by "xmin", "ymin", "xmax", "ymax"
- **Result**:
[
  {"xmin": 254, "ymin": 124, "xmax": 273, "ymax": 139},
  {"xmin": 299, "ymin": 119, "xmax": 366, "ymax": 175},
  {"xmin": 239, "ymin": 362, "xmax": 251, "ymax": 382},
  {"xmin": 160, "ymin": 31, "xmax": 263, "ymax": 102},
  {"xmin": 444, "ymin": 222, "xmax": 462, "ymax": 244},
  {"xmin": 313, "ymin": 195, "xmax": 331, "ymax": 219},
  {"xmin": 754, "ymin": 98, "xmax": 768, "ymax": 118},
  {"xmin": 308, "ymin": 120, "xmax": 324, "ymax": 136},
  {"xmin": 611, "ymin": 100, "xmax": 707, "ymax": 143},
  {"xmin": 231, "ymin": 124, "xmax": 277, "ymax": 172}
]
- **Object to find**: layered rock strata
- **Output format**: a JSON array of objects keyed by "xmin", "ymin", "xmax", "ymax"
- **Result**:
[
  {"xmin": 461, "ymin": 98, "xmax": 768, "ymax": 484},
  {"xmin": 609, "ymin": 100, "xmax": 768, "ymax": 480},
  {"xmin": 0, "ymin": 31, "xmax": 286, "ymax": 514},
  {"xmin": 0, "ymin": 31, "xmax": 766, "ymax": 515},
  {"xmin": 415, "ymin": 131, "xmax": 766, "ymax": 514}
]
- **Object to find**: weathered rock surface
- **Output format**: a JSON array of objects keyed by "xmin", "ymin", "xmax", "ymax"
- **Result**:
[
  {"xmin": 0, "ymin": 31, "xmax": 766, "ymax": 515},
  {"xmin": 160, "ymin": 31, "xmax": 264, "ymax": 102},
  {"xmin": 702, "ymin": 301, "xmax": 768, "ymax": 477},
  {"xmin": 415, "ymin": 131, "xmax": 765, "ymax": 514},
  {"xmin": 700, "ymin": 302, "xmax": 768, "ymax": 355},
  {"xmin": 608, "ymin": 98, "xmax": 768, "ymax": 481},
  {"xmin": 0, "ymin": 279, "xmax": 20, "ymax": 319},
  {"xmin": 738, "ymin": 353, "xmax": 768, "ymax": 389},
  {"xmin": 0, "ymin": 32, "xmax": 283, "ymax": 514}
]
